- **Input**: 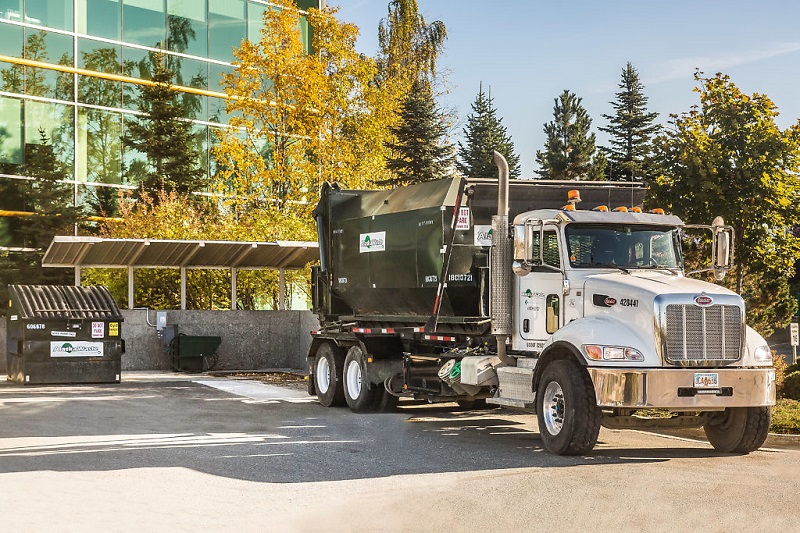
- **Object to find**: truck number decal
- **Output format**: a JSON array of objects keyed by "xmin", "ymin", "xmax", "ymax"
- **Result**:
[{"xmin": 620, "ymin": 298, "xmax": 638, "ymax": 307}]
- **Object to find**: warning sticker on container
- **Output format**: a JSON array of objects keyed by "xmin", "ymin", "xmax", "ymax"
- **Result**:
[
  {"xmin": 359, "ymin": 231, "xmax": 386, "ymax": 253},
  {"xmin": 109, "ymin": 322, "xmax": 119, "ymax": 337},
  {"xmin": 92, "ymin": 321, "xmax": 105, "ymax": 338},
  {"xmin": 51, "ymin": 341, "xmax": 104, "ymax": 358},
  {"xmin": 456, "ymin": 207, "xmax": 471, "ymax": 230}
]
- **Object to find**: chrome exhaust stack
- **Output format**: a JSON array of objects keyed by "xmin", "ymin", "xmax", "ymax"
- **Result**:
[{"xmin": 491, "ymin": 150, "xmax": 515, "ymax": 366}]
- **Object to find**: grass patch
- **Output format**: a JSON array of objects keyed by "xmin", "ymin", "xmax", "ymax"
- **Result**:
[{"xmin": 771, "ymin": 399, "xmax": 800, "ymax": 434}]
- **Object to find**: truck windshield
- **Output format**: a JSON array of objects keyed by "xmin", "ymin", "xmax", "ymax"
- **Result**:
[{"xmin": 565, "ymin": 224, "xmax": 682, "ymax": 269}]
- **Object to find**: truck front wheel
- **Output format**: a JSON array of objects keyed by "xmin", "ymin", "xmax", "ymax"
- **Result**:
[
  {"xmin": 314, "ymin": 343, "xmax": 345, "ymax": 407},
  {"xmin": 536, "ymin": 359, "xmax": 601, "ymax": 455},
  {"xmin": 703, "ymin": 407, "xmax": 771, "ymax": 453}
]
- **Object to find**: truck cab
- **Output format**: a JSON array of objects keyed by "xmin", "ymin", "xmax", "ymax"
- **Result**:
[{"xmin": 499, "ymin": 204, "xmax": 775, "ymax": 454}]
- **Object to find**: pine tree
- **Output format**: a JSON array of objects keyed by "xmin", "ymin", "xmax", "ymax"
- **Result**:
[
  {"xmin": 383, "ymin": 79, "xmax": 453, "ymax": 186},
  {"xmin": 600, "ymin": 62, "xmax": 660, "ymax": 181},
  {"xmin": 536, "ymin": 90, "xmax": 603, "ymax": 180},
  {"xmin": 124, "ymin": 51, "xmax": 206, "ymax": 201},
  {"xmin": 457, "ymin": 84, "xmax": 521, "ymax": 179}
]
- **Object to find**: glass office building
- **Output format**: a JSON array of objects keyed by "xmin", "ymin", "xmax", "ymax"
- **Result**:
[{"xmin": 0, "ymin": 0, "xmax": 321, "ymax": 233}]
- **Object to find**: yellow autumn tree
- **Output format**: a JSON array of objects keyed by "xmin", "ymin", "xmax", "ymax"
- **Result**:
[{"xmin": 212, "ymin": 0, "xmax": 394, "ymax": 238}]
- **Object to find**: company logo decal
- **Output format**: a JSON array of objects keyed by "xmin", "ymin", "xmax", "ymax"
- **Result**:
[
  {"xmin": 359, "ymin": 231, "xmax": 386, "ymax": 253},
  {"xmin": 694, "ymin": 295, "xmax": 714, "ymax": 306},
  {"xmin": 474, "ymin": 225, "xmax": 493, "ymax": 247},
  {"xmin": 50, "ymin": 341, "xmax": 104, "ymax": 358},
  {"xmin": 592, "ymin": 294, "xmax": 616, "ymax": 307}
]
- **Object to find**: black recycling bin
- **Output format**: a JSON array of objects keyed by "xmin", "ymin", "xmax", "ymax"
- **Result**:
[
  {"xmin": 6, "ymin": 285, "xmax": 124, "ymax": 385},
  {"xmin": 170, "ymin": 334, "xmax": 221, "ymax": 372}
]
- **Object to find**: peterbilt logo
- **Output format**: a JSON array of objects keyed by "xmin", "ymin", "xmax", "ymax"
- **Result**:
[
  {"xmin": 694, "ymin": 295, "xmax": 714, "ymax": 306},
  {"xmin": 604, "ymin": 297, "xmax": 617, "ymax": 306}
]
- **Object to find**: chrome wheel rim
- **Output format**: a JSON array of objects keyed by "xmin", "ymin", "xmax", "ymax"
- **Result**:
[
  {"xmin": 316, "ymin": 356, "xmax": 331, "ymax": 394},
  {"xmin": 345, "ymin": 359, "xmax": 363, "ymax": 400},
  {"xmin": 542, "ymin": 381, "xmax": 565, "ymax": 435}
]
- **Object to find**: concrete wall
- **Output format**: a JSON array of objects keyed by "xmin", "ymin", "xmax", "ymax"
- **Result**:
[{"xmin": 1, "ymin": 310, "xmax": 319, "ymax": 373}]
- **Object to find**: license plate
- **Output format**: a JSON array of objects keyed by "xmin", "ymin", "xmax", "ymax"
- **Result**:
[{"xmin": 694, "ymin": 372, "xmax": 719, "ymax": 388}]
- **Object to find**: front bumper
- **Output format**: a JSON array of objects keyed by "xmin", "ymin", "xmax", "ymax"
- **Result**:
[{"xmin": 587, "ymin": 367, "xmax": 776, "ymax": 409}]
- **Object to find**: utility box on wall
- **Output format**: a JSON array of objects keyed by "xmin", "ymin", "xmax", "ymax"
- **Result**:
[{"xmin": 6, "ymin": 285, "xmax": 124, "ymax": 385}]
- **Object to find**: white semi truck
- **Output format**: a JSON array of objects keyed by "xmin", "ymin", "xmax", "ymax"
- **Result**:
[{"xmin": 307, "ymin": 153, "xmax": 775, "ymax": 455}]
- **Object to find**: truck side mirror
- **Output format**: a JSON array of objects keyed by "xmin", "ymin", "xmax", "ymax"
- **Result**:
[
  {"xmin": 513, "ymin": 224, "xmax": 533, "ymax": 276},
  {"xmin": 712, "ymin": 216, "xmax": 733, "ymax": 280}
]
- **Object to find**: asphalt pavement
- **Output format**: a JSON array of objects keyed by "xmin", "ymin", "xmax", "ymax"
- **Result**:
[{"xmin": 2, "ymin": 372, "xmax": 799, "ymax": 532}]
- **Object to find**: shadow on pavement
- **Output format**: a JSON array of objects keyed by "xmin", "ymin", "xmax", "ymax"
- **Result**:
[{"xmin": 0, "ymin": 378, "xmax": 739, "ymax": 483}]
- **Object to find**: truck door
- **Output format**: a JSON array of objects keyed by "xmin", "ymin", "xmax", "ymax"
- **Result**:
[{"xmin": 515, "ymin": 228, "xmax": 563, "ymax": 350}]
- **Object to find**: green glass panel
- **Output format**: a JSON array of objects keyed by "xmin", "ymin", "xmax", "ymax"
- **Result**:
[
  {"xmin": 167, "ymin": 0, "xmax": 207, "ymax": 58},
  {"xmin": 0, "ymin": 23, "xmax": 23, "ymax": 93},
  {"xmin": 208, "ymin": 0, "xmax": 244, "ymax": 62},
  {"xmin": 123, "ymin": 0, "xmax": 166, "ymax": 48},
  {"xmin": 25, "ymin": 0, "xmax": 74, "ymax": 30},
  {"xmin": 78, "ymin": 41, "xmax": 122, "ymax": 107},
  {"xmin": 0, "ymin": 0, "xmax": 24, "ymax": 23},
  {"xmin": 192, "ymin": 124, "xmax": 208, "ymax": 186},
  {"xmin": 81, "ymin": 0, "xmax": 121, "ymax": 41},
  {"xmin": 247, "ymin": 1, "xmax": 268, "ymax": 43},
  {"xmin": 77, "ymin": 107, "xmax": 122, "ymax": 185},
  {"xmin": 0, "ymin": 95, "xmax": 23, "ymax": 165},
  {"xmin": 24, "ymin": 100, "xmax": 74, "ymax": 179},
  {"xmin": 23, "ymin": 29, "xmax": 73, "ymax": 99},
  {"xmin": 122, "ymin": 46, "xmax": 150, "ymax": 111}
]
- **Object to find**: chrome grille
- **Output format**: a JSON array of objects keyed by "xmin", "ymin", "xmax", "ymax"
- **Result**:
[{"xmin": 664, "ymin": 304, "xmax": 742, "ymax": 363}]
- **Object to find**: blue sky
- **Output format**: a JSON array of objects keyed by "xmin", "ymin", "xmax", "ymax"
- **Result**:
[{"xmin": 334, "ymin": 0, "xmax": 800, "ymax": 178}]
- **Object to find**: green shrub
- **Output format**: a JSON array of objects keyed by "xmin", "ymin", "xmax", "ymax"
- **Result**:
[
  {"xmin": 782, "ymin": 371, "xmax": 800, "ymax": 400},
  {"xmin": 771, "ymin": 399, "xmax": 800, "ymax": 434}
]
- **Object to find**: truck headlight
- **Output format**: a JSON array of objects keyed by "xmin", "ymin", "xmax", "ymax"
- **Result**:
[
  {"xmin": 583, "ymin": 345, "xmax": 644, "ymax": 362},
  {"xmin": 753, "ymin": 344, "xmax": 772, "ymax": 363}
]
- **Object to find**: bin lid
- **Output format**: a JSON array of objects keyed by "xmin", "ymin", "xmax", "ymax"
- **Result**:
[{"xmin": 9, "ymin": 285, "xmax": 123, "ymax": 320}]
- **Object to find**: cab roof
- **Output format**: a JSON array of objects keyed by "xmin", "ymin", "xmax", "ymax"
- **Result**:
[{"xmin": 513, "ymin": 209, "xmax": 685, "ymax": 226}]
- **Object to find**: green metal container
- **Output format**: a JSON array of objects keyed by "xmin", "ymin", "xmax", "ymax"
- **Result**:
[
  {"xmin": 170, "ymin": 335, "xmax": 222, "ymax": 372},
  {"xmin": 6, "ymin": 285, "xmax": 124, "ymax": 385},
  {"xmin": 313, "ymin": 177, "xmax": 646, "ymax": 327}
]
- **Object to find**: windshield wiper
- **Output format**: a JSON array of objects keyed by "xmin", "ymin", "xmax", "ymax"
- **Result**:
[
  {"xmin": 635, "ymin": 265, "xmax": 681, "ymax": 274},
  {"xmin": 588, "ymin": 262, "xmax": 630, "ymax": 274}
]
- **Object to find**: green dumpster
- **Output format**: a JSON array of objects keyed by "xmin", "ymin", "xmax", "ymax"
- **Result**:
[
  {"xmin": 170, "ymin": 334, "xmax": 221, "ymax": 372},
  {"xmin": 6, "ymin": 284, "xmax": 124, "ymax": 384}
]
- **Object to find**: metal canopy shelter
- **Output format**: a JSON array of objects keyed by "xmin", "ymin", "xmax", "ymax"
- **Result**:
[{"xmin": 42, "ymin": 236, "xmax": 319, "ymax": 310}]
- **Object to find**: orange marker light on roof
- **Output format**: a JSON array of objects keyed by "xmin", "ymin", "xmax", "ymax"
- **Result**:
[
  {"xmin": 562, "ymin": 204, "xmax": 576, "ymax": 211},
  {"xmin": 613, "ymin": 206, "xmax": 628, "ymax": 212},
  {"xmin": 651, "ymin": 208, "xmax": 665, "ymax": 215},
  {"xmin": 631, "ymin": 207, "xmax": 642, "ymax": 213},
  {"xmin": 568, "ymin": 190, "xmax": 581, "ymax": 201},
  {"xmin": 593, "ymin": 205, "xmax": 609, "ymax": 212}
]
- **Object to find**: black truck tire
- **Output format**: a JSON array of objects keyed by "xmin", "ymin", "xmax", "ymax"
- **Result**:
[
  {"xmin": 371, "ymin": 387, "xmax": 400, "ymax": 412},
  {"xmin": 535, "ymin": 358, "xmax": 601, "ymax": 455},
  {"xmin": 704, "ymin": 407, "xmax": 771, "ymax": 453},
  {"xmin": 343, "ymin": 345, "xmax": 378, "ymax": 412},
  {"xmin": 314, "ymin": 343, "xmax": 346, "ymax": 407}
]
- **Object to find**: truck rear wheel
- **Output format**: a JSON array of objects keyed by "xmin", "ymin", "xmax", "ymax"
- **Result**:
[
  {"xmin": 314, "ymin": 343, "xmax": 345, "ymax": 407},
  {"xmin": 343, "ymin": 346, "xmax": 378, "ymax": 412},
  {"xmin": 536, "ymin": 359, "xmax": 601, "ymax": 455},
  {"xmin": 704, "ymin": 407, "xmax": 771, "ymax": 453}
]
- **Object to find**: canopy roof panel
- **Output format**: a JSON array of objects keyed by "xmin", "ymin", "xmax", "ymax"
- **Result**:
[{"xmin": 42, "ymin": 236, "xmax": 319, "ymax": 270}]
